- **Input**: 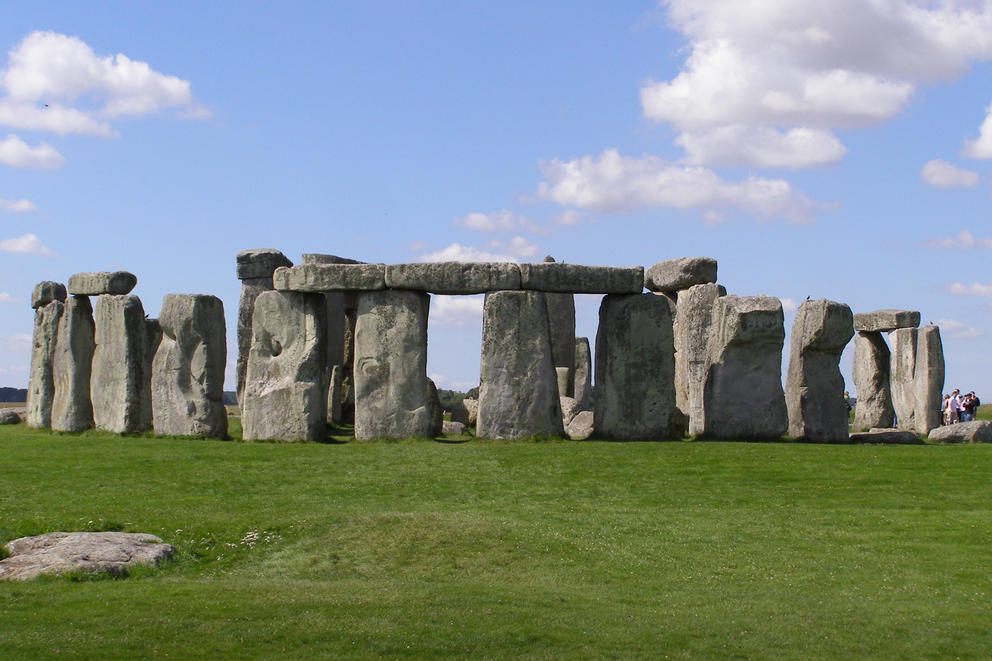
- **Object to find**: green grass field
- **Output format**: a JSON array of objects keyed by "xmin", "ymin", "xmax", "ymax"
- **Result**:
[{"xmin": 2, "ymin": 423, "xmax": 992, "ymax": 659}]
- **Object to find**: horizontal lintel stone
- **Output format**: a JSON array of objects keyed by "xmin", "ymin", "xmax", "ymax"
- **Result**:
[
  {"xmin": 273, "ymin": 264, "xmax": 386, "ymax": 292},
  {"xmin": 385, "ymin": 262, "xmax": 521, "ymax": 294},
  {"xmin": 519, "ymin": 263, "xmax": 644, "ymax": 294},
  {"xmin": 300, "ymin": 253, "xmax": 364, "ymax": 266},
  {"xmin": 853, "ymin": 309, "xmax": 920, "ymax": 332},
  {"xmin": 67, "ymin": 272, "xmax": 137, "ymax": 296},
  {"xmin": 644, "ymin": 257, "xmax": 717, "ymax": 293}
]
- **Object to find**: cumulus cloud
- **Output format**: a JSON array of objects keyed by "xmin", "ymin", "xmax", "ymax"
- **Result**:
[
  {"xmin": 0, "ymin": 30, "xmax": 209, "ymax": 136},
  {"xmin": 0, "ymin": 198, "xmax": 37, "ymax": 212},
  {"xmin": 920, "ymin": 159, "xmax": 979, "ymax": 188},
  {"xmin": 416, "ymin": 242, "xmax": 515, "ymax": 263},
  {"xmin": 0, "ymin": 133, "xmax": 63, "ymax": 168},
  {"xmin": 455, "ymin": 210, "xmax": 521, "ymax": 232},
  {"xmin": 488, "ymin": 235, "xmax": 539, "ymax": 259},
  {"xmin": 643, "ymin": 1, "xmax": 992, "ymax": 168},
  {"xmin": 536, "ymin": 149, "xmax": 816, "ymax": 223},
  {"xmin": 430, "ymin": 295, "xmax": 484, "ymax": 328},
  {"xmin": 0, "ymin": 233, "xmax": 54, "ymax": 256},
  {"xmin": 946, "ymin": 281, "xmax": 992, "ymax": 297},
  {"xmin": 938, "ymin": 318, "xmax": 983, "ymax": 339},
  {"xmin": 922, "ymin": 229, "xmax": 992, "ymax": 249},
  {"xmin": 962, "ymin": 101, "xmax": 992, "ymax": 158}
]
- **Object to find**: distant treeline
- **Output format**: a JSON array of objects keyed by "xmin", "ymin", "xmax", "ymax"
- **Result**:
[{"xmin": 0, "ymin": 387, "xmax": 27, "ymax": 402}]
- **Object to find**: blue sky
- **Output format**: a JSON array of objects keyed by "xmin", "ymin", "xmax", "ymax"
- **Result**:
[{"xmin": 1, "ymin": 1, "xmax": 991, "ymax": 396}]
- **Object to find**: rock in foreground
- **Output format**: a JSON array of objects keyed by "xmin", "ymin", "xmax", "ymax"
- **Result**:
[{"xmin": 0, "ymin": 532, "xmax": 173, "ymax": 581}]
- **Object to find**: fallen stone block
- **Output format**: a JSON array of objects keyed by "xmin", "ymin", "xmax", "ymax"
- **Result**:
[
  {"xmin": 274, "ymin": 264, "xmax": 386, "ymax": 292},
  {"xmin": 519, "ymin": 262, "xmax": 644, "ymax": 294},
  {"xmin": 31, "ymin": 281, "xmax": 66, "ymax": 309},
  {"xmin": 644, "ymin": 257, "xmax": 718, "ymax": 294},
  {"xmin": 0, "ymin": 409, "xmax": 21, "ymax": 424},
  {"xmin": 848, "ymin": 428, "xmax": 923, "ymax": 444},
  {"xmin": 560, "ymin": 396, "xmax": 581, "ymax": 426},
  {"xmin": 51, "ymin": 296, "xmax": 95, "ymax": 432},
  {"xmin": 385, "ymin": 262, "xmax": 521, "ymax": 294},
  {"xmin": 566, "ymin": 410, "xmax": 594, "ymax": 440},
  {"xmin": 928, "ymin": 420, "xmax": 992, "ymax": 443},
  {"xmin": 442, "ymin": 420, "xmax": 466, "ymax": 435},
  {"xmin": 67, "ymin": 271, "xmax": 137, "ymax": 296},
  {"xmin": 853, "ymin": 309, "xmax": 920, "ymax": 333},
  {"xmin": 0, "ymin": 532, "xmax": 173, "ymax": 581}
]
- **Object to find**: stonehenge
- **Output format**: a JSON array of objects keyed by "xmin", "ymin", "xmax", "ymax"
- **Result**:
[{"xmin": 21, "ymin": 251, "xmax": 951, "ymax": 446}]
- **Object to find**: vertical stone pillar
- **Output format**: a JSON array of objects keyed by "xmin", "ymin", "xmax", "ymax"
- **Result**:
[
  {"xmin": 851, "ymin": 332, "xmax": 894, "ymax": 430},
  {"xmin": 235, "ymin": 249, "xmax": 293, "ymax": 412},
  {"xmin": 914, "ymin": 325, "xmax": 944, "ymax": 435},
  {"xmin": 701, "ymin": 295, "xmax": 788, "ymax": 440},
  {"xmin": 674, "ymin": 283, "xmax": 725, "ymax": 435},
  {"xmin": 888, "ymin": 327, "xmax": 918, "ymax": 430},
  {"xmin": 542, "ymin": 256, "xmax": 576, "ymax": 396},
  {"xmin": 785, "ymin": 299, "xmax": 854, "ymax": 442},
  {"xmin": 242, "ymin": 290, "xmax": 327, "ymax": 442},
  {"xmin": 328, "ymin": 364, "xmax": 343, "ymax": 424},
  {"xmin": 91, "ymin": 294, "xmax": 154, "ymax": 433},
  {"xmin": 151, "ymin": 294, "xmax": 228, "ymax": 438},
  {"xmin": 354, "ymin": 289, "xmax": 435, "ymax": 439},
  {"xmin": 573, "ymin": 336, "xmax": 592, "ymax": 411},
  {"xmin": 594, "ymin": 293, "xmax": 682, "ymax": 440},
  {"xmin": 26, "ymin": 281, "xmax": 67, "ymax": 429},
  {"xmin": 477, "ymin": 290, "xmax": 564, "ymax": 439},
  {"xmin": 52, "ymin": 295, "xmax": 95, "ymax": 432}
]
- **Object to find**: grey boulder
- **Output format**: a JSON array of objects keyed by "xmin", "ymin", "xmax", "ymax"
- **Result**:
[
  {"xmin": 451, "ymin": 398, "xmax": 478, "ymax": 427},
  {"xmin": 644, "ymin": 257, "xmax": 717, "ymax": 294},
  {"xmin": 0, "ymin": 532, "xmax": 173, "ymax": 581},
  {"xmin": 566, "ymin": 410, "xmax": 594, "ymax": 440},
  {"xmin": 442, "ymin": 420, "xmax": 466, "ymax": 435},
  {"xmin": 848, "ymin": 428, "xmax": 923, "ymax": 444},
  {"xmin": 0, "ymin": 409, "xmax": 21, "ymax": 424},
  {"xmin": 928, "ymin": 420, "xmax": 992, "ymax": 443}
]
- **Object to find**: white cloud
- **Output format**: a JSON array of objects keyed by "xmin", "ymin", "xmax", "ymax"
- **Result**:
[
  {"xmin": 416, "ymin": 242, "xmax": 515, "ymax": 263},
  {"xmin": 962, "ymin": 101, "xmax": 992, "ymax": 158},
  {"xmin": 643, "ymin": 1, "xmax": 992, "ymax": 168},
  {"xmin": 0, "ymin": 133, "xmax": 63, "ymax": 168},
  {"xmin": 429, "ymin": 373, "xmax": 478, "ymax": 392},
  {"xmin": 0, "ymin": 233, "xmax": 54, "ymax": 256},
  {"xmin": 488, "ymin": 235, "xmax": 539, "ymax": 259},
  {"xmin": 536, "ymin": 149, "xmax": 816, "ymax": 223},
  {"xmin": 0, "ymin": 31, "xmax": 209, "ymax": 136},
  {"xmin": 780, "ymin": 297, "xmax": 798, "ymax": 314},
  {"xmin": 677, "ymin": 125, "xmax": 846, "ymax": 169},
  {"xmin": 0, "ymin": 198, "xmax": 37, "ymax": 212},
  {"xmin": 430, "ymin": 295, "xmax": 484, "ymax": 329},
  {"xmin": 0, "ymin": 292, "xmax": 18, "ymax": 303},
  {"xmin": 938, "ymin": 318, "xmax": 983, "ymax": 339},
  {"xmin": 922, "ymin": 229, "xmax": 992, "ymax": 249},
  {"xmin": 946, "ymin": 281, "xmax": 992, "ymax": 297},
  {"xmin": 553, "ymin": 209, "xmax": 589, "ymax": 226},
  {"xmin": 920, "ymin": 159, "xmax": 979, "ymax": 188},
  {"xmin": 455, "ymin": 210, "xmax": 521, "ymax": 232}
]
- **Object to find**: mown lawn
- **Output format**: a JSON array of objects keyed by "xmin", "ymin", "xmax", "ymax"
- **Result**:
[{"xmin": 1, "ymin": 423, "xmax": 991, "ymax": 660}]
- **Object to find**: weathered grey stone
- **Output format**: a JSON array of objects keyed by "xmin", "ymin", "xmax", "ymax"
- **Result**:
[
  {"xmin": 0, "ymin": 409, "xmax": 21, "ymax": 424},
  {"xmin": 546, "ymin": 295, "xmax": 575, "ymax": 391},
  {"xmin": 427, "ymin": 378, "xmax": 443, "ymax": 438},
  {"xmin": 385, "ymin": 262, "xmax": 521, "ymax": 294},
  {"xmin": 566, "ymin": 410, "xmax": 594, "ymax": 440},
  {"xmin": 443, "ymin": 420, "xmax": 466, "ymax": 435},
  {"xmin": 339, "ymin": 294, "xmax": 360, "ymax": 424},
  {"xmin": 236, "ymin": 248, "xmax": 293, "ymax": 280},
  {"xmin": 51, "ymin": 296, "xmax": 95, "ymax": 432},
  {"xmin": 273, "ymin": 264, "xmax": 386, "ymax": 292},
  {"xmin": 848, "ymin": 428, "xmax": 923, "ymax": 444},
  {"xmin": 560, "ymin": 396, "xmax": 581, "ymax": 426},
  {"xmin": 594, "ymin": 293, "xmax": 683, "ymax": 440},
  {"xmin": 451, "ymin": 398, "xmax": 478, "ymax": 427},
  {"xmin": 477, "ymin": 291, "xmax": 564, "ymax": 439},
  {"xmin": 852, "ymin": 332, "xmax": 894, "ymax": 431},
  {"xmin": 142, "ymin": 319, "xmax": 161, "ymax": 431},
  {"xmin": 26, "ymin": 299, "xmax": 63, "ymax": 429},
  {"xmin": 786, "ymin": 299, "xmax": 855, "ymax": 442},
  {"xmin": 300, "ymin": 253, "xmax": 363, "ymax": 266},
  {"xmin": 31, "ymin": 281, "xmax": 66, "ymax": 309},
  {"xmin": 644, "ymin": 257, "xmax": 718, "ymax": 294},
  {"xmin": 353, "ymin": 290, "xmax": 435, "ymax": 439},
  {"xmin": 519, "ymin": 263, "xmax": 644, "ymax": 294},
  {"xmin": 91, "ymin": 295, "xmax": 153, "ymax": 433},
  {"xmin": 573, "ymin": 337, "xmax": 592, "ymax": 411},
  {"xmin": 674, "ymin": 283, "xmax": 725, "ymax": 435},
  {"xmin": 67, "ymin": 271, "xmax": 137, "ymax": 296},
  {"xmin": 913, "ymin": 325, "xmax": 944, "ymax": 435},
  {"xmin": 889, "ymin": 327, "xmax": 918, "ymax": 431},
  {"xmin": 242, "ymin": 291, "xmax": 326, "ymax": 442},
  {"xmin": 0, "ymin": 532, "xmax": 173, "ymax": 581},
  {"xmin": 555, "ymin": 367, "xmax": 570, "ymax": 398},
  {"xmin": 854, "ymin": 309, "xmax": 920, "ymax": 333},
  {"xmin": 151, "ymin": 294, "xmax": 227, "ymax": 438},
  {"xmin": 328, "ymin": 364, "xmax": 343, "ymax": 424},
  {"xmin": 928, "ymin": 420, "xmax": 992, "ymax": 443},
  {"xmin": 701, "ymin": 295, "xmax": 788, "ymax": 440}
]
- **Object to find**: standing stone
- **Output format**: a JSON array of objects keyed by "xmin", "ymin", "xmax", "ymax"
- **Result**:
[
  {"xmin": 785, "ymin": 299, "xmax": 855, "ymax": 442},
  {"xmin": 542, "ymin": 257, "xmax": 576, "ymax": 396},
  {"xmin": 91, "ymin": 295, "xmax": 153, "ymax": 433},
  {"xmin": 339, "ymin": 293, "xmax": 360, "ymax": 424},
  {"xmin": 151, "ymin": 294, "xmax": 227, "ymax": 438},
  {"xmin": 573, "ymin": 337, "xmax": 592, "ymax": 411},
  {"xmin": 913, "ymin": 325, "xmax": 944, "ymax": 435},
  {"xmin": 236, "ymin": 249, "xmax": 293, "ymax": 412},
  {"xmin": 594, "ymin": 293, "xmax": 683, "ymax": 441},
  {"xmin": 353, "ymin": 290, "xmax": 435, "ymax": 440},
  {"xmin": 674, "ymin": 283, "xmax": 725, "ymax": 435},
  {"xmin": 51, "ymin": 296, "xmax": 95, "ymax": 432},
  {"xmin": 701, "ymin": 295, "xmax": 788, "ymax": 440},
  {"xmin": 31, "ymin": 281, "xmax": 66, "ymax": 309},
  {"xmin": 242, "ymin": 291, "xmax": 326, "ymax": 442},
  {"xmin": 328, "ymin": 364, "xmax": 343, "ymax": 424},
  {"xmin": 555, "ymin": 367, "xmax": 570, "ymax": 398},
  {"xmin": 888, "ymin": 327, "xmax": 918, "ymax": 431},
  {"xmin": 26, "ymin": 298, "xmax": 64, "ymax": 428},
  {"xmin": 451, "ymin": 398, "xmax": 478, "ymax": 427},
  {"xmin": 427, "ymin": 378, "xmax": 443, "ymax": 438},
  {"xmin": 852, "ymin": 332, "xmax": 894, "ymax": 431},
  {"xmin": 142, "ymin": 319, "xmax": 161, "ymax": 432},
  {"xmin": 477, "ymin": 291, "xmax": 564, "ymax": 439}
]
